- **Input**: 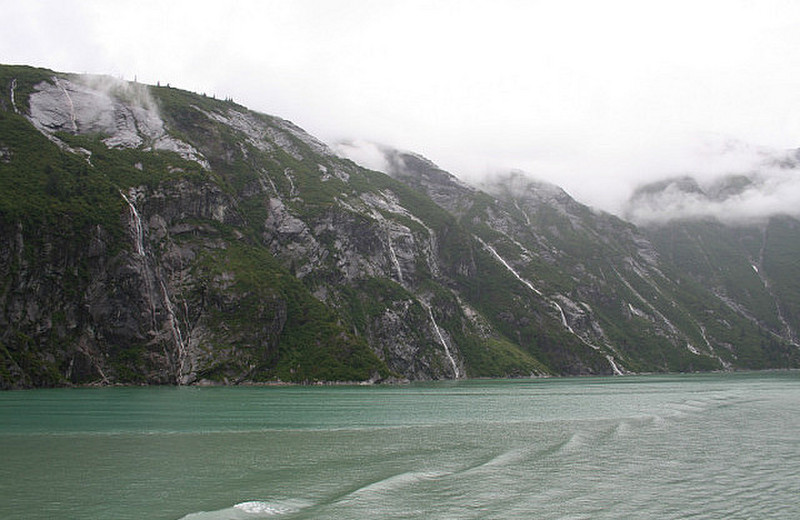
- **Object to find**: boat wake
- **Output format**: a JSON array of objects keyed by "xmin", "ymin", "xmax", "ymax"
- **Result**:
[
  {"xmin": 179, "ymin": 499, "xmax": 312, "ymax": 519},
  {"xmin": 336, "ymin": 470, "xmax": 449, "ymax": 503}
]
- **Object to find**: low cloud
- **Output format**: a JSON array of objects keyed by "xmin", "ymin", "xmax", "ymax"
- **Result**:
[
  {"xmin": 80, "ymin": 74, "xmax": 159, "ymax": 113},
  {"xmin": 332, "ymin": 140, "xmax": 391, "ymax": 174},
  {"xmin": 624, "ymin": 144, "xmax": 800, "ymax": 225},
  {"xmin": 7, "ymin": 1, "xmax": 800, "ymax": 224}
]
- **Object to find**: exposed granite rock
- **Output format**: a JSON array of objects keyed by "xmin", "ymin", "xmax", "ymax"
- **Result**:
[
  {"xmin": 27, "ymin": 76, "xmax": 210, "ymax": 168},
  {"xmin": 3, "ymin": 65, "xmax": 798, "ymax": 388}
]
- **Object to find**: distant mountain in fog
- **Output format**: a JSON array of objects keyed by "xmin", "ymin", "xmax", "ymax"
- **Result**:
[{"xmin": 1, "ymin": 65, "xmax": 798, "ymax": 388}]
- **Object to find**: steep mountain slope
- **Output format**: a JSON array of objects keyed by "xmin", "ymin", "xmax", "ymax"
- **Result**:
[
  {"xmin": 626, "ymin": 174, "xmax": 800, "ymax": 357},
  {"xmin": 370, "ymin": 147, "xmax": 798, "ymax": 373},
  {"xmin": 0, "ymin": 65, "xmax": 547, "ymax": 387},
  {"xmin": 1, "ymin": 64, "xmax": 797, "ymax": 388},
  {"xmin": 1, "ymin": 66, "xmax": 390, "ymax": 387}
]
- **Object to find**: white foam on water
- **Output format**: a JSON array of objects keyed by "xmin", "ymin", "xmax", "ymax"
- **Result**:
[
  {"xmin": 437, "ymin": 447, "xmax": 538, "ymax": 489},
  {"xmin": 612, "ymin": 419, "xmax": 632, "ymax": 437},
  {"xmin": 234, "ymin": 501, "xmax": 297, "ymax": 515},
  {"xmin": 559, "ymin": 431, "xmax": 588, "ymax": 453},
  {"xmin": 349, "ymin": 471, "xmax": 448, "ymax": 498},
  {"xmin": 179, "ymin": 499, "xmax": 311, "ymax": 519}
]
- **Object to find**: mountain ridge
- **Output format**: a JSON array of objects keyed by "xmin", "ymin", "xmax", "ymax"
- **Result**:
[{"xmin": 1, "ymin": 64, "xmax": 797, "ymax": 388}]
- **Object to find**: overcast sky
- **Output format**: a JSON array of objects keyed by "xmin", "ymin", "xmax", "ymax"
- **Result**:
[{"xmin": 4, "ymin": 0, "xmax": 800, "ymax": 214}]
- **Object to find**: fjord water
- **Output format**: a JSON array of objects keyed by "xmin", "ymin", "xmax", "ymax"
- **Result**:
[{"xmin": 1, "ymin": 373, "xmax": 799, "ymax": 519}]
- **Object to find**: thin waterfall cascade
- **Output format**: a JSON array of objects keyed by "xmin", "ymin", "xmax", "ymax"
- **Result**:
[
  {"xmin": 54, "ymin": 77, "xmax": 78, "ymax": 133},
  {"xmin": 119, "ymin": 190, "xmax": 188, "ymax": 381},
  {"xmin": 260, "ymin": 171, "xmax": 279, "ymax": 196},
  {"xmin": 120, "ymin": 190, "xmax": 157, "ymax": 329},
  {"xmin": 120, "ymin": 191, "xmax": 145, "ymax": 256},
  {"xmin": 477, "ymin": 237, "xmax": 542, "ymax": 296},
  {"xmin": 120, "ymin": 189, "xmax": 188, "ymax": 381},
  {"xmin": 477, "ymin": 236, "xmax": 574, "ymax": 334},
  {"xmin": 513, "ymin": 199, "xmax": 531, "ymax": 226},
  {"xmin": 756, "ymin": 228, "xmax": 799, "ymax": 346},
  {"xmin": 606, "ymin": 355, "xmax": 624, "ymax": 376},
  {"xmin": 477, "ymin": 236, "xmax": 625, "ymax": 374},
  {"xmin": 612, "ymin": 266, "xmax": 681, "ymax": 337},
  {"xmin": 426, "ymin": 304, "xmax": 460, "ymax": 379},
  {"xmin": 160, "ymin": 279, "xmax": 188, "ymax": 383},
  {"xmin": 369, "ymin": 207, "xmax": 405, "ymax": 284},
  {"xmin": 10, "ymin": 78, "xmax": 19, "ymax": 114},
  {"xmin": 283, "ymin": 168, "xmax": 297, "ymax": 196},
  {"xmin": 551, "ymin": 300, "xmax": 575, "ymax": 334},
  {"xmin": 386, "ymin": 232, "xmax": 404, "ymax": 284}
]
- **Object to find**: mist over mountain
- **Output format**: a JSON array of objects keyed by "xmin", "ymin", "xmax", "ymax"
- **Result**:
[
  {"xmin": 623, "ymin": 141, "xmax": 800, "ymax": 225},
  {"xmin": 1, "ymin": 65, "xmax": 798, "ymax": 388}
]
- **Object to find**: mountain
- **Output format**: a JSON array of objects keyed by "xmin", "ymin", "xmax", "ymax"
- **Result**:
[
  {"xmin": 624, "ymin": 171, "xmax": 800, "ymax": 356},
  {"xmin": 368, "ymin": 146, "xmax": 797, "ymax": 373},
  {"xmin": 1, "ymin": 65, "xmax": 797, "ymax": 388}
]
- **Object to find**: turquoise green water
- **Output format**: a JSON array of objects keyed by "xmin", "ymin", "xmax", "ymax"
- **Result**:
[{"xmin": 1, "ymin": 372, "xmax": 799, "ymax": 519}]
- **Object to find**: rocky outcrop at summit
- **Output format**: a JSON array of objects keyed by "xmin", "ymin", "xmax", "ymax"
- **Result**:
[
  {"xmin": 1, "ymin": 64, "xmax": 797, "ymax": 388},
  {"xmin": 28, "ymin": 75, "xmax": 208, "ymax": 166}
]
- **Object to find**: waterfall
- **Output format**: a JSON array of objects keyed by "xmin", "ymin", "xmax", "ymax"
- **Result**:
[
  {"xmin": 120, "ymin": 190, "xmax": 158, "ymax": 332},
  {"xmin": 283, "ymin": 168, "xmax": 297, "ymax": 196},
  {"xmin": 160, "ymin": 280, "xmax": 188, "ymax": 382},
  {"xmin": 120, "ymin": 190, "xmax": 188, "ymax": 382},
  {"xmin": 386, "ymin": 234, "xmax": 404, "ymax": 284},
  {"xmin": 10, "ymin": 78, "xmax": 19, "ymax": 114},
  {"xmin": 551, "ymin": 300, "xmax": 575, "ymax": 334},
  {"xmin": 478, "ymin": 235, "xmax": 628, "ymax": 372},
  {"xmin": 54, "ymin": 77, "xmax": 78, "ymax": 133},
  {"xmin": 369, "ymin": 208, "xmax": 405, "ymax": 284},
  {"xmin": 513, "ymin": 199, "xmax": 531, "ymax": 226},
  {"xmin": 753, "ymin": 228, "xmax": 799, "ymax": 346},
  {"xmin": 605, "ymin": 355, "xmax": 624, "ymax": 376},
  {"xmin": 426, "ymin": 305, "xmax": 460, "ymax": 378},
  {"xmin": 612, "ymin": 267, "xmax": 681, "ymax": 337},
  {"xmin": 477, "ymin": 237, "xmax": 543, "ymax": 296},
  {"xmin": 120, "ymin": 191, "xmax": 145, "ymax": 256},
  {"xmin": 478, "ymin": 237, "xmax": 578, "ymax": 331},
  {"xmin": 415, "ymin": 219, "xmax": 440, "ymax": 277},
  {"xmin": 258, "ymin": 169, "xmax": 279, "ymax": 196}
]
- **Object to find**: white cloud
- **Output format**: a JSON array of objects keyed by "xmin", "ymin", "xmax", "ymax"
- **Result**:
[
  {"xmin": 624, "ymin": 145, "xmax": 800, "ymax": 225},
  {"xmin": 332, "ymin": 140, "xmax": 391, "ymax": 174},
  {"xmin": 4, "ymin": 0, "xmax": 800, "ymax": 217}
]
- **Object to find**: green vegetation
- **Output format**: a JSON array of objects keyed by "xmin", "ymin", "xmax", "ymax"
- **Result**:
[
  {"xmin": 2, "ymin": 63, "xmax": 798, "ymax": 388},
  {"xmin": 0, "ymin": 334, "xmax": 63, "ymax": 389},
  {"xmin": 0, "ymin": 113, "xmax": 122, "ymax": 238},
  {"xmin": 764, "ymin": 217, "xmax": 800, "ymax": 333},
  {"xmin": 0, "ymin": 64, "xmax": 55, "ymax": 112},
  {"xmin": 196, "ymin": 242, "xmax": 389, "ymax": 383},
  {"xmin": 428, "ymin": 288, "xmax": 550, "ymax": 377},
  {"xmin": 646, "ymin": 219, "xmax": 800, "ymax": 369}
]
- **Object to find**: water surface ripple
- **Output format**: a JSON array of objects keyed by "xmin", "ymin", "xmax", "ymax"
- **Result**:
[{"xmin": 1, "ymin": 372, "xmax": 798, "ymax": 519}]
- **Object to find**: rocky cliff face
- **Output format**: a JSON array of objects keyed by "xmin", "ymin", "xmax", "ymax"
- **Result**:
[
  {"xmin": 372, "ymin": 150, "xmax": 769, "ymax": 373},
  {"xmin": 1, "ymin": 64, "xmax": 797, "ymax": 388},
  {"xmin": 625, "ymin": 174, "xmax": 800, "ymax": 356}
]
